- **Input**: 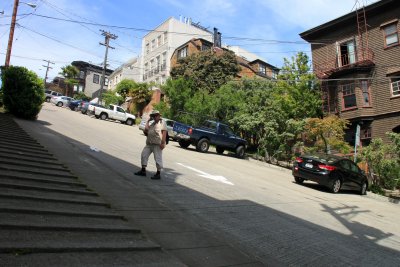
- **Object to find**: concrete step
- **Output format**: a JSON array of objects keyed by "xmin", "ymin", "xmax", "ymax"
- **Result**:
[
  {"xmin": 0, "ymin": 163, "xmax": 74, "ymax": 178},
  {"xmin": 0, "ymin": 152, "xmax": 61, "ymax": 166},
  {"xmin": 0, "ymin": 148, "xmax": 56, "ymax": 161},
  {"xmin": 0, "ymin": 158, "xmax": 68, "ymax": 171},
  {"xmin": 0, "ymin": 144, "xmax": 52, "ymax": 157},
  {"xmin": 0, "ymin": 212, "xmax": 135, "ymax": 230},
  {"xmin": 0, "ymin": 197, "xmax": 114, "ymax": 214},
  {"xmin": 0, "ymin": 138, "xmax": 43, "ymax": 149},
  {"xmin": 0, "ymin": 142, "xmax": 48, "ymax": 153},
  {"xmin": 0, "ymin": 171, "xmax": 79, "ymax": 184},
  {"xmin": 0, "ymin": 193, "xmax": 108, "ymax": 206},
  {"xmin": 0, "ymin": 250, "xmax": 185, "ymax": 267},
  {"xmin": 0, "ymin": 176, "xmax": 86, "ymax": 190},
  {"xmin": 0, "ymin": 182, "xmax": 93, "ymax": 195},
  {"xmin": 0, "ymin": 229, "xmax": 159, "ymax": 253},
  {"xmin": 1, "ymin": 186, "xmax": 101, "ymax": 202}
]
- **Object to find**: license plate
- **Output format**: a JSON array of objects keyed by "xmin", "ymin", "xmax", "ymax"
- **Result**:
[{"xmin": 305, "ymin": 163, "xmax": 313, "ymax": 168}]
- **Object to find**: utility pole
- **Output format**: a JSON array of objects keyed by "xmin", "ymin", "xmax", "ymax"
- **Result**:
[
  {"xmin": 42, "ymin": 59, "xmax": 55, "ymax": 87},
  {"xmin": 98, "ymin": 30, "xmax": 117, "ymax": 104},
  {"xmin": 5, "ymin": 0, "xmax": 19, "ymax": 67}
]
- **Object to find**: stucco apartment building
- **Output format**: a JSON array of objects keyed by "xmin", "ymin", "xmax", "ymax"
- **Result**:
[
  {"xmin": 300, "ymin": 0, "xmax": 400, "ymax": 146},
  {"xmin": 140, "ymin": 17, "xmax": 213, "ymax": 85},
  {"xmin": 107, "ymin": 57, "xmax": 140, "ymax": 91},
  {"xmin": 170, "ymin": 38, "xmax": 279, "ymax": 80}
]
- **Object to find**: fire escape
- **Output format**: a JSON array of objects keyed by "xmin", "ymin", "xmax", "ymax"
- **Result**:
[
  {"xmin": 320, "ymin": 2, "xmax": 375, "ymax": 115},
  {"xmin": 314, "ymin": 2, "xmax": 375, "ymax": 79}
]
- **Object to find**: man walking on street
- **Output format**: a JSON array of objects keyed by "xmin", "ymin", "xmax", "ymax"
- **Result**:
[{"xmin": 135, "ymin": 110, "xmax": 167, "ymax": 179}]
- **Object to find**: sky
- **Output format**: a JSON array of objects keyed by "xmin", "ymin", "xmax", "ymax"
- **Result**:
[{"xmin": 0, "ymin": 0, "xmax": 379, "ymax": 82}]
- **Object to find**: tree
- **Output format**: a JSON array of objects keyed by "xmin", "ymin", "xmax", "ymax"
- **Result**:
[
  {"xmin": 114, "ymin": 79, "xmax": 152, "ymax": 114},
  {"xmin": 304, "ymin": 115, "xmax": 351, "ymax": 154},
  {"xmin": 361, "ymin": 132, "xmax": 400, "ymax": 191},
  {"xmin": 170, "ymin": 49, "xmax": 240, "ymax": 94},
  {"xmin": 59, "ymin": 65, "xmax": 79, "ymax": 96},
  {"xmin": 1, "ymin": 66, "xmax": 44, "ymax": 119},
  {"xmin": 116, "ymin": 79, "xmax": 137, "ymax": 99}
]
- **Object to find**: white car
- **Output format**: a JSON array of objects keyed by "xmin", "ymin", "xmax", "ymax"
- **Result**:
[{"xmin": 50, "ymin": 96, "xmax": 74, "ymax": 107}]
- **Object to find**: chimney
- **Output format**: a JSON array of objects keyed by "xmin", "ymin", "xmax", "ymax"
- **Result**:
[{"xmin": 213, "ymin": 28, "xmax": 221, "ymax": 48}]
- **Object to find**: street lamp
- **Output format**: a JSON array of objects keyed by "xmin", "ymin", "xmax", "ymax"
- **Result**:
[{"xmin": 4, "ymin": 0, "xmax": 37, "ymax": 67}]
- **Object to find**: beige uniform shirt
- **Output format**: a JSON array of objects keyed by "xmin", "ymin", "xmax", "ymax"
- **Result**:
[{"xmin": 146, "ymin": 120, "xmax": 167, "ymax": 145}]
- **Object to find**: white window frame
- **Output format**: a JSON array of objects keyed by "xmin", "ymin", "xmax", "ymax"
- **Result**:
[{"xmin": 391, "ymin": 76, "xmax": 400, "ymax": 97}]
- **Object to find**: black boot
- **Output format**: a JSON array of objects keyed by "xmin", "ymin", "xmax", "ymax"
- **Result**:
[
  {"xmin": 134, "ymin": 168, "xmax": 146, "ymax": 176},
  {"xmin": 151, "ymin": 171, "xmax": 161, "ymax": 180}
]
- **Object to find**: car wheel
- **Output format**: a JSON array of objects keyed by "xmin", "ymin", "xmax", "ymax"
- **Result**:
[
  {"xmin": 46, "ymin": 97, "xmax": 51, "ymax": 102},
  {"xmin": 360, "ymin": 180, "xmax": 368, "ymax": 195},
  {"xmin": 178, "ymin": 140, "xmax": 190, "ymax": 148},
  {"xmin": 126, "ymin": 119, "xmax": 134, "ymax": 126},
  {"xmin": 331, "ymin": 178, "xmax": 342, "ymax": 193},
  {"xmin": 294, "ymin": 176, "xmax": 304, "ymax": 184},
  {"xmin": 81, "ymin": 110, "xmax": 87, "ymax": 114},
  {"xmin": 100, "ymin": 113, "xmax": 108, "ymax": 120},
  {"xmin": 57, "ymin": 102, "xmax": 63, "ymax": 107},
  {"xmin": 196, "ymin": 138, "xmax": 210, "ymax": 153},
  {"xmin": 216, "ymin": 146, "xmax": 224, "ymax": 154},
  {"xmin": 235, "ymin": 145, "xmax": 245, "ymax": 158}
]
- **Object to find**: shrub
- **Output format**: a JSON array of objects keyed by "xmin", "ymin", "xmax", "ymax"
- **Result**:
[
  {"xmin": 73, "ymin": 92, "xmax": 90, "ymax": 101},
  {"xmin": 1, "ymin": 66, "xmax": 44, "ymax": 119}
]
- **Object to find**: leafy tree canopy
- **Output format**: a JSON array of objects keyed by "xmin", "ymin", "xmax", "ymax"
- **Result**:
[{"xmin": 170, "ymin": 49, "xmax": 240, "ymax": 94}]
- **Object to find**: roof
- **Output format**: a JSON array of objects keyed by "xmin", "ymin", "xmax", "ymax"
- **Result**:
[
  {"xmin": 300, "ymin": 0, "xmax": 396, "ymax": 41},
  {"xmin": 72, "ymin": 60, "xmax": 113, "ymax": 74}
]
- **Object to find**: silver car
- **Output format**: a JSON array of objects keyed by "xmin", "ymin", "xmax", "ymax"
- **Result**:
[
  {"xmin": 50, "ymin": 96, "xmax": 74, "ymax": 107},
  {"xmin": 139, "ymin": 115, "xmax": 176, "ymax": 141}
]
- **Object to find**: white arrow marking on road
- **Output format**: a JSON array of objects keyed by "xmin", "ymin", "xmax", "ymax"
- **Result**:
[{"xmin": 177, "ymin": 162, "xmax": 234, "ymax": 185}]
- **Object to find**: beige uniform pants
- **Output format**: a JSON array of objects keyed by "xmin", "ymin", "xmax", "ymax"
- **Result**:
[{"xmin": 141, "ymin": 144, "xmax": 163, "ymax": 170}]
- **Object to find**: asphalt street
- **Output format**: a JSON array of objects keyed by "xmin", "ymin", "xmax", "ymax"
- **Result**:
[{"xmin": 7, "ymin": 102, "xmax": 400, "ymax": 266}]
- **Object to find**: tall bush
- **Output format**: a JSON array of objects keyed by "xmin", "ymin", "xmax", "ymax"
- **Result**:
[{"xmin": 1, "ymin": 66, "xmax": 44, "ymax": 119}]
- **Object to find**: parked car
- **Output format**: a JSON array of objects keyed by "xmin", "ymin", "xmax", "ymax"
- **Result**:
[
  {"xmin": 93, "ymin": 104, "xmax": 136, "ymax": 126},
  {"xmin": 139, "ymin": 115, "xmax": 176, "ymax": 141},
  {"xmin": 68, "ymin": 100, "xmax": 83, "ymax": 111},
  {"xmin": 44, "ymin": 89, "xmax": 63, "ymax": 102},
  {"xmin": 292, "ymin": 153, "xmax": 368, "ymax": 195},
  {"xmin": 87, "ymin": 102, "xmax": 105, "ymax": 115},
  {"xmin": 50, "ymin": 96, "xmax": 74, "ymax": 107},
  {"xmin": 164, "ymin": 118, "xmax": 177, "ymax": 141}
]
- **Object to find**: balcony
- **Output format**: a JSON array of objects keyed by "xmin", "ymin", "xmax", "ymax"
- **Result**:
[{"xmin": 313, "ymin": 48, "xmax": 374, "ymax": 79}]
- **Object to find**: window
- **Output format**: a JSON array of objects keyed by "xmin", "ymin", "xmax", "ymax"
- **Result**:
[
  {"xmin": 360, "ymin": 80, "xmax": 371, "ymax": 106},
  {"xmin": 145, "ymin": 43, "xmax": 150, "ymax": 54},
  {"xmin": 259, "ymin": 65, "xmax": 266, "ymax": 75},
  {"xmin": 157, "ymin": 35, "xmax": 162, "ymax": 47},
  {"xmin": 383, "ymin": 23, "xmax": 399, "ymax": 47},
  {"xmin": 342, "ymin": 83, "xmax": 357, "ymax": 109},
  {"xmin": 163, "ymin": 32, "xmax": 168, "ymax": 44},
  {"xmin": 338, "ymin": 40, "xmax": 356, "ymax": 66},
  {"xmin": 177, "ymin": 46, "xmax": 188, "ymax": 59},
  {"xmin": 161, "ymin": 52, "xmax": 167, "ymax": 70},
  {"xmin": 361, "ymin": 127, "xmax": 372, "ymax": 139},
  {"xmin": 93, "ymin": 74, "xmax": 100, "ymax": 84},
  {"xmin": 79, "ymin": 71, "xmax": 85, "ymax": 79},
  {"xmin": 201, "ymin": 44, "xmax": 210, "ymax": 51},
  {"xmin": 391, "ymin": 76, "xmax": 400, "ymax": 97},
  {"xmin": 151, "ymin": 39, "xmax": 156, "ymax": 51}
]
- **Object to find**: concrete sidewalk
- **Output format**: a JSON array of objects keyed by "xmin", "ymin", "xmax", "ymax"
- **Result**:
[{"xmin": 0, "ymin": 112, "xmax": 265, "ymax": 266}]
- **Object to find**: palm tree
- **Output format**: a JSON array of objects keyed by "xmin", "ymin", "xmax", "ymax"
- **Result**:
[{"xmin": 59, "ymin": 65, "xmax": 79, "ymax": 96}]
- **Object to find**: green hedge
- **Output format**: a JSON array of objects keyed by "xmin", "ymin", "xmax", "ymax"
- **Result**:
[{"xmin": 1, "ymin": 66, "xmax": 44, "ymax": 119}]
